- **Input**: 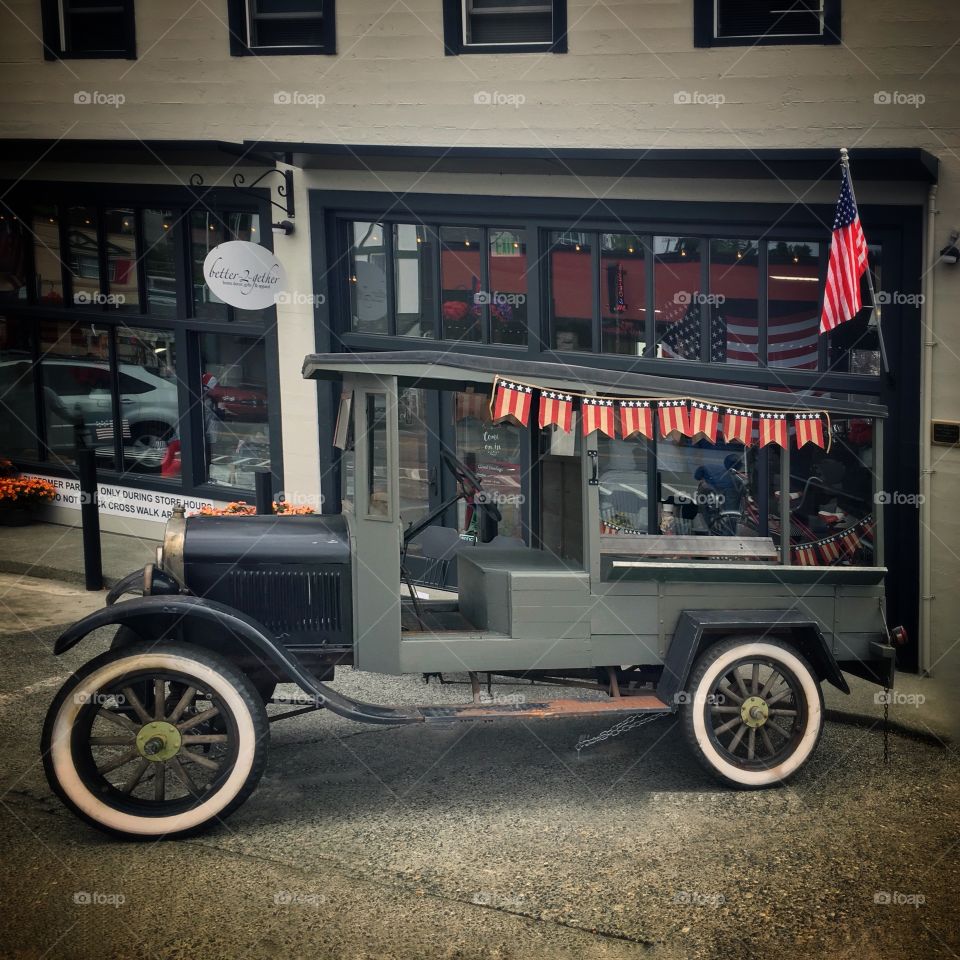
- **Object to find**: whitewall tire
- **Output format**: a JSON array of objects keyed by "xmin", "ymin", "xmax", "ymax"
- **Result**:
[
  {"xmin": 680, "ymin": 637, "xmax": 824, "ymax": 789},
  {"xmin": 42, "ymin": 643, "xmax": 269, "ymax": 839}
]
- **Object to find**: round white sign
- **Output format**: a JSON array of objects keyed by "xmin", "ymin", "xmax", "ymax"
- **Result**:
[{"xmin": 202, "ymin": 241, "xmax": 287, "ymax": 311}]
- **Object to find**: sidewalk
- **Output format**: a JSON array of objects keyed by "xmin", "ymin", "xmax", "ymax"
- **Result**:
[{"xmin": 0, "ymin": 521, "xmax": 157, "ymax": 588}]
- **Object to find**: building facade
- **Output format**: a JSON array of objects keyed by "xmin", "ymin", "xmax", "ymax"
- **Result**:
[{"xmin": 0, "ymin": 0, "xmax": 957, "ymax": 675}]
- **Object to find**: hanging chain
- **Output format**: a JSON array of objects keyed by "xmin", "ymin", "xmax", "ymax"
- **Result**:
[{"xmin": 575, "ymin": 712, "xmax": 666, "ymax": 753}]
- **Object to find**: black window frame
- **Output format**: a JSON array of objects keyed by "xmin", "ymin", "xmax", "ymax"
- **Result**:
[
  {"xmin": 693, "ymin": 0, "xmax": 841, "ymax": 48},
  {"xmin": 442, "ymin": 0, "xmax": 567, "ymax": 55},
  {"xmin": 227, "ymin": 0, "xmax": 336, "ymax": 57},
  {"xmin": 41, "ymin": 0, "xmax": 137, "ymax": 61}
]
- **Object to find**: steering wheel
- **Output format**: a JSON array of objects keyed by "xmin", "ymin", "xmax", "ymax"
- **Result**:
[{"xmin": 439, "ymin": 448, "xmax": 502, "ymax": 521}]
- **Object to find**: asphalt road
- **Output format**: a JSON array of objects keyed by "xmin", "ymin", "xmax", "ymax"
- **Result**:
[{"xmin": 0, "ymin": 579, "xmax": 957, "ymax": 960}]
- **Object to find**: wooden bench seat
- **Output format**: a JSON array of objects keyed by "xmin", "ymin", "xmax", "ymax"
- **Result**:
[{"xmin": 600, "ymin": 534, "xmax": 779, "ymax": 562}]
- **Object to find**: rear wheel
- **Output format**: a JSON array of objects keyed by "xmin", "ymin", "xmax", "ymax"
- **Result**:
[
  {"xmin": 42, "ymin": 643, "xmax": 269, "ymax": 839},
  {"xmin": 680, "ymin": 637, "xmax": 824, "ymax": 788}
]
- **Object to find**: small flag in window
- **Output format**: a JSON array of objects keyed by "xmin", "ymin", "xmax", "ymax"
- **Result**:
[
  {"xmin": 689, "ymin": 401, "xmax": 720, "ymax": 443},
  {"xmin": 841, "ymin": 524, "xmax": 862, "ymax": 556},
  {"xmin": 819, "ymin": 537, "xmax": 842, "ymax": 564},
  {"xmin": 581, "ymin": 397, "xmax": 616, "ymax": 438},
  {"xmin": 759, "ymin": 412, "xmax": 788, "ymax": 448},
  {"xmin": 538, "ymin": 390, "xmax": 573, "ymax": 433},
  {"xmin": 619, "ymin": 400, "xmax": 653, "ymax": 440},
  {"xmin": 793, "ymin": 545, "xmax": 818, "ymax": 566},
  {"xmin": 491, "ymin": 379, "xmax": 532, "ymax": 427},
  {"xmin": 795, "ymin": 412, "xmax": 826, "ymax": 450},
  {"xmin": 723, "ymin": 408, "xmax": 754, "ymax": 446},
  {"xmin": 658, "ymin": 400, "xmax": 691, "ymax": 439}
]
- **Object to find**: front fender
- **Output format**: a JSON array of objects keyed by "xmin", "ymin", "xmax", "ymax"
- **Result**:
[{"xmin": 54, "ymin": 595, "xmax": 420, "ymax": 726}]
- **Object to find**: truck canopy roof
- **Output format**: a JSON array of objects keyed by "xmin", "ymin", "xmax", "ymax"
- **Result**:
[{"xmin": 302, "ymin": 350, "xmax": 887, "ymax": 419}]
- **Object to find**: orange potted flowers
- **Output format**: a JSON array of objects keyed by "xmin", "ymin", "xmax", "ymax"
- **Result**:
[{"xmin": 0, "ymin": 460, "xmax": 56, "ymax": 525}]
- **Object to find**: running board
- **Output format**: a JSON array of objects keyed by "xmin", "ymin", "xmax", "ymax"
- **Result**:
[{"xmin": 419, "ymin": 695, "xmax": 671, "ymax": 723}]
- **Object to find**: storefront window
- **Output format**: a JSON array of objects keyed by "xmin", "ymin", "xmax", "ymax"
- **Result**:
[
  {"xmin": 454, "ymin": 390, "xmax": 522, "ymax": 539},
  {"xmin": 549, "ymin": 231, "xmax": 592, "ymax": 352},
  {"xmin": 68, "ymin": 206, "xmax": 100, "ymax": 307},
  {"xmin": 0, "ymin": 316, "xmax": 38, "ymax": 460},
  {"xmin": 654, "ymin": 236, "xmax": 702, "ymax": 361},
  {"xmin": 199, "ymin": 332, "xmax": 270, "ymax": 489},
  {"xmin": 0, "ymin": 215, "xmax": 29, "ymax": 301},
  {"xmin": 191, "ymin": 210, "xmax": 229, "ymax": 321},
  {"xmin": 489, "ymin": 228, "xmax": 528, "ymax": 345},
  {"xmin": 143, "ymin": 209, "xmax": 177, "ymax": 318},
  {"xmin": 710, "ymin": 239, "xmax": 759, "ymax": 365},
  {"xmin": 600, "ymin": 233, "xmax": 646, "ymax": 355},
  {"xmin": 33, "ymin": 204, "xmax": 64, "ymax": 305},
  {"xmin": 598, "ymin": 435, "xmax": 649, "ymax": 532},
  {"xmin": 394, "ymin": 224, "xmax": 435, "ymax": 338},
  {"xmin": 104, "ymin": 208, "xmax": 138, "ymax": 312},
  {"xmin": 767, "ymin": 241, "xmax": 820, "ymax": 370},
  {"xmin": 115, "ymin": 325, "xmax": 180, "ymax": 477},
  {"xmin": 440, "ymin": 226, "xmax": 483, "ymax": 341},
  {"xmin": 38, "ymin": 319, "xmax": 112, "ymax": 468},
  {"xmin": 348, "ymin": 221, "xmax": 388, "ymax": 334}
]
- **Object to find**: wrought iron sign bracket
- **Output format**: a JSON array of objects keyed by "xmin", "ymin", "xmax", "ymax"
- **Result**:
[{"xmin": 187, "ymin": 168, "xmax": 295, "ymax": 219}]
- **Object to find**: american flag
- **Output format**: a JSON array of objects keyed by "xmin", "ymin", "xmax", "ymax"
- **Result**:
[
  {"xmin": 660, "ymin": 300, "xmax": 818, "ymax": 370},
  {"xmin": 820, "ymin": 164, "xmax": 869, "ymax": 334},
  {"xmin": 582, "ymin": 398, "xmax": 616, "ymax": 438},
  {"xmin": 619, "ymin": 400, "xmax": 653, "ymax": 440},
  {"xmin": 491, "ymin": 380, "xmax": 532, "ymax": 426},
  {"xmin": 538, "ymin": 390, "xmax": 573, "ymax": 433}
]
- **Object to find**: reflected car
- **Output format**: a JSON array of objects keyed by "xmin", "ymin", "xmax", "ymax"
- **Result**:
[{"xmin": 208, "ymin": 381, "xmax": 268, "ymax": 422}]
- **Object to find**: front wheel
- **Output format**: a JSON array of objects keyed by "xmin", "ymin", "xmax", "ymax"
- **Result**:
[
  {"xmin": 42, "ymin": 643, "xmax": 269, "ymax": 839},
  {"xmin": 680, "ymin": 637, "xmax": 824, "ymax": 788}
]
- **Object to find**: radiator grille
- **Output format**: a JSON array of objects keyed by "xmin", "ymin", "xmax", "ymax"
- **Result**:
[{"xmin": 227, "ymin": 568, "xmax": 343, "ymax": 636}]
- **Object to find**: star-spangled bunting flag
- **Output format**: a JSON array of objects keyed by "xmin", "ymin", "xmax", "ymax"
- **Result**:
[
  {"xmin": 491, "ymin": 379, "xmax": 533, "ymax": 426},
  {"xmin": 795, "ymin": 412, "xmax": 826, "ymax": 450},
  {"xmin": 689, "ymin": 401, "xmax": 720, "ymax": 443},
  {"xmin": 582, "ymin": 398, "xmax": 616, "ymax": 438},
  {"xmin": 821, "ymin": 163, "xmax": 869, "ymax": 334},
  {"xmin": 619, "ymin": 400, "xmax": 653, "ymax": 440},
  {"xmin": 819, "ymin": 537, "xmax": 842, "ymax": 564},
  {"xmin": 759, "ymin": 412, "xmax": 788, "ymax": 448},
  {"xmin": 841, "ymin": 524, "xmax": 863, "ymax": 556},
  {"xmin": 658, "ymin": 400, "xmax": 691, "ymax": 438},
  {"xmin": 723, "ymin": 408, "xmax": 754, "ymax": 446},
  {"xmin": 538, "ymin": 390, "xmax": 573, "ymax": 433},
  {"xmin": 793, "ymin": 544, "xmax": 818, "ymax": 566}
]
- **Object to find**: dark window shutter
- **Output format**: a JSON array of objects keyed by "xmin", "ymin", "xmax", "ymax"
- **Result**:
[{"xmin": 716, "ymin": 0, "xmax": 823, "ymax": 39}]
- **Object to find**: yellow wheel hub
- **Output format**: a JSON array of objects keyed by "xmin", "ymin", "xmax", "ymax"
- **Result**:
[
  {"xmin": 740, "ymin": 696, "xmax": 769, "ymax": 729},
  {"xmin": 135, "ymin": 721, "xmax": 182, "ymax": 763}
]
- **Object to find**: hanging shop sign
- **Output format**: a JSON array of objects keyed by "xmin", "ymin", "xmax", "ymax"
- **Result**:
[
  {"xmin": 203, "ymin": 241, "xmax": 287, "ymax": 310},
  {"xmin": 489, "ymin": 376, "xmax": 832, "ymax": 451}
]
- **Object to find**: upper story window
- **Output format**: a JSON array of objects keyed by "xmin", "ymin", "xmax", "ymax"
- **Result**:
[
  {"xmin": 443, "ymin": 0, "xmax": 567, "ymax": 54},
  {"xmin": 694, "ymin": 0, "xmax": 840, "ymax": 47},
  {"xmin": 41, "ymin": 0, "xmax": 136, "ymax": 60},
  {"xmin": 228, "ymin": 0, "xmax": 335, "ymax": 56}
]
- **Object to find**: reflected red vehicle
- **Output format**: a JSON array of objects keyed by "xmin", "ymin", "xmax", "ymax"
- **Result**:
[{"xmin": 208, "ymin": 381, "xmax": 268, "ymax": 422}]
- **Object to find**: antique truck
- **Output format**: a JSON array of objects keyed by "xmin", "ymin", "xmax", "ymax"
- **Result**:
[{"xmin": 42, "ymin": 351, "xmax": 903, "ymax": 838}]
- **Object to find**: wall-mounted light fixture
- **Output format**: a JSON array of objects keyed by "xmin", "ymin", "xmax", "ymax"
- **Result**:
[
  {"xmin": 272, "ymin": 220, "xmax": 294, "ymax": 237},
  {"xmin": 939, "ymin": 229, "xmax": 959, "ymax": 265}
]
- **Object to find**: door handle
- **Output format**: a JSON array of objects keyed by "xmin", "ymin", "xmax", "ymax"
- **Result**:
[{"xmin": 588, "ymin": 449, "xmax": 599, "ymax": 486}]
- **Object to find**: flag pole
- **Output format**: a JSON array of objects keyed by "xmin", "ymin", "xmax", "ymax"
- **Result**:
[{"xmin": 839, "ymin": 147, "xmax": 890, "ymax": 377}]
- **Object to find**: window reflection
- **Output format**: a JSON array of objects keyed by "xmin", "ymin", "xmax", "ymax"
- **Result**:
[
  {"xmin": 710, "ymin": 239, "xmax": 759, "ymax": 365},
  {"xmin": 199, "ymin": 332, "xmax": 270, "ymax": 489},
  {"xmin": 348, "ymin": 221, "xmax": 388, "ymax": 334},
  {"xmin": 143, "ymin": 210, "xmax": 177, "ymax": 317},
  {"xmin": 489, "ymin": 228, "xmax": 527, "ymax": 345},
  {"xmin": 767, "ymin": 241, "xmax": 820, "ymax": 370},
  {"xmin": 398, "ymin": 387, "xmax": 430, "ymax": 528},
  {"xmin": 549, "ymin": 231, "xmax": 592, "ymax": 352},
  {"xmin": 0, "ymin": 316, "xmax": 38, "ymax": 460},
  {"xmin": 394, "ymin": 224, "xmax": 435, "ymax": 338},
  {"xmin": 654, "ymin": 237, "xmax": 702, "ymax": 361},
  {"xmin": 440, "ymin": 226, "xmax": 483, "ymax": 341},
  {"xmin": 0, "ymin": 215, "xmax": 29, "ymax": 301},
  {"xmin": 105, "ymin": 208, "xmax": 138, "ymax": 311},
  {"xmin": 33, "ymin": 204, "xmax": 64, "ymax": 304},
  {"xmin": 191, "ymin": 210, "xmax": 228, "ymax": 320},
  {"xmin": 600, "ymin": 234, "xmax": 646, "ymax": 355},
  {"xmin": 68, "ymin": 206, "xmax": 100, "ymax": 307}
]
